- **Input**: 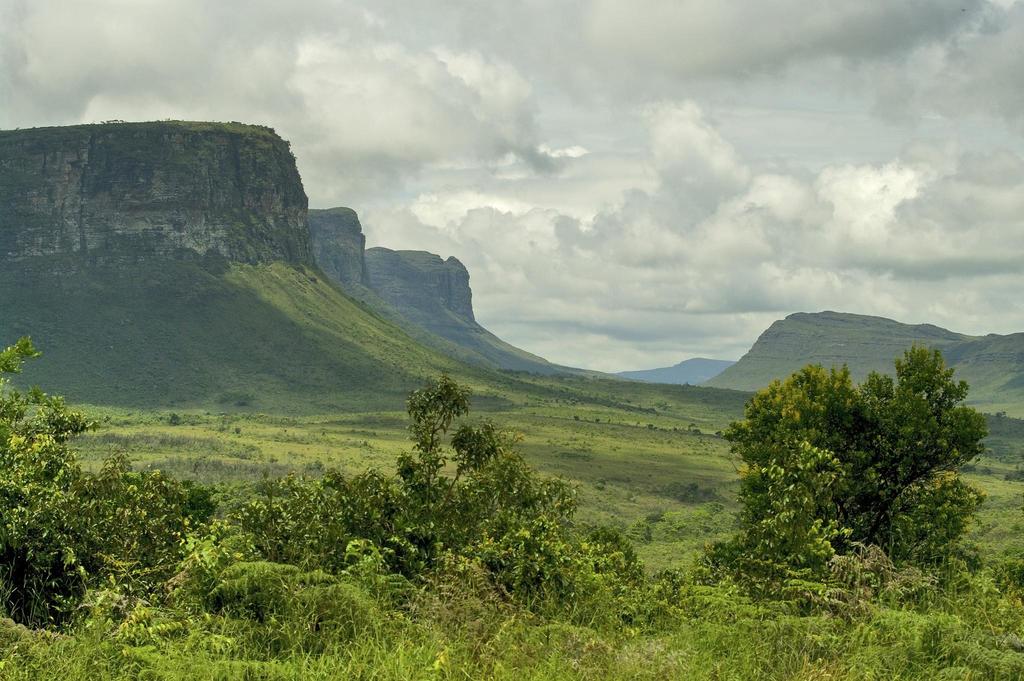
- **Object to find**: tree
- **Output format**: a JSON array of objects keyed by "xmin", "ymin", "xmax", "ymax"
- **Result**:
[
  {"xmin": 0, "ymin": 338, "xmax": 93, "ymax": 624},
  {"xmin": 715, "ymin": 346, "xmax": 986, "ymax": 585},
  {"xmin": 0, "ymin": 338, "xmax": 212, "ymax": 626}
]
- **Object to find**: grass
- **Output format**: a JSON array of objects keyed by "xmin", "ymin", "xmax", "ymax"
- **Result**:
[
  {"xmin": 5, "ymin": 260, "xmax": 1024, "ymax": 677},
  {"xmin": 5, "ymin": 564, "xmax": 1024, "ymax": 680},
  {"xmin": 71, "ymin": 392, "xmax": 1024, "ymax": 572}
]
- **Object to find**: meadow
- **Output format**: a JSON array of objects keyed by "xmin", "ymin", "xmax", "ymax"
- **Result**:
[{"xmin": 71, "ymin": 377, "xmax": 1024, "ymax": 572}]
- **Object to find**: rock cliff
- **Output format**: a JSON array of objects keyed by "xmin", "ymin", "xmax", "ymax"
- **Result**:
[
  {"xmin": 365, "ymin": 248, "xmax": 476, "ymax": 323},
  {"xmin": 307, "ymin": 208, "xmax": 561, "ymax": 373},
  {"xmin": 308, "ymin": 207, "xmax": 367, "ymax": 287},
  {"xmin": 0, "ymin": 121, "xmax": 311, "ymax": 267}
]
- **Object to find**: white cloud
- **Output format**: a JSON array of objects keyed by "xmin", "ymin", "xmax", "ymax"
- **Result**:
[
  {"xmin": 364, "ymin": 101, "xmax": 1024, "ymax": 371},
  {"xmin": 585, "ymin": 0, "xmax": 982, "ymax": 77}
]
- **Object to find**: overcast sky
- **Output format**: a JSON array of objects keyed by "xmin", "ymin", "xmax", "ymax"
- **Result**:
[{"xmin": 3, "ymin": 0, "xmax": 1024, "ymax": 371}]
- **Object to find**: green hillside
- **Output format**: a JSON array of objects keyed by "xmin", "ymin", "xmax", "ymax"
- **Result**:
[
  {"xmin": 1, "ymin": 259, "xmax": 479, "ymax": 411},
  {"xmin": 1, "ymin": 256, "xmax": 748, "ymax": 421},
  {"xmin": 708, "ymin": 311, "xmax": 1024, "ymax": 415}
]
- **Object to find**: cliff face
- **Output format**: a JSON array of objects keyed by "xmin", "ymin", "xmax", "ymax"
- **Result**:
[
  {"xmin": 365, "ymin": 248, "xmax": 475, "ymax": 323},
  {"xmin": 307, "ymin": 207, "xmax": 560, "ymax": 373},
  {"xmin": 0, "ymin": 121, "xmax": 311, "ymax": 266},
  {"xmin": 308, "ymin": 207, "xmax": 367, "ymax": 287}
]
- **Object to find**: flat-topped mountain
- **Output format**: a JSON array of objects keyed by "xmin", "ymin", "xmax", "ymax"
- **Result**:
[
  {"xmin": 708, "ymin": 311, "xmax": 1024, "ymax": 414},
  {"xmin": 366, "ymin": 248, "xmax": 475, "ymax": 323},
  {"xmin": 0, "ymin": 121, "xmax": 570, "ymax": 408},
  {"xmin": 0, "ymin": 121, "xmax": 311, "ymax": 266},
  {"xmin": 618, "ymin": 358, "xmax": 735, "ymax": 385},
  {"xmin": 307, "ymin": 207, "xmax": 562, "ymax": 374},
  {"xmin": 0, "ymin": 122, "xmax": 479, "ymax": 408}
]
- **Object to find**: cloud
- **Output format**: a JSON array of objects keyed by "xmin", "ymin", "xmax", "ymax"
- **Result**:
[
  {"xmin": 585, "ymin": 0, "xmax": 983, "ymax": 78},
  {"xmin": 363, "ymin": 102, "xmax": 1024, "ymax": 371},
  {"xmin": 0, "ymin": 0, "xmax": 550, "ymax": 202}
]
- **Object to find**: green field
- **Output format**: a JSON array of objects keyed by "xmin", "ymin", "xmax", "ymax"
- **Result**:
[
  {"xmin": 68, "ymin": 382, "xmax": 1024, "ymax": 573},
  {"xmin": 1, "ymin": 376, "xmax": 1022, "ymax": 680}
]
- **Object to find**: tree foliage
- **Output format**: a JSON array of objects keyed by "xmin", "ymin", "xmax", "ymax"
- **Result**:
[
  {"xmin": 715, "ymin": 346, "xmax": 987, "ymax": 585},
  {"xmin": 233, "ymin": 376, "xmax": 574, "ymax": 578},
  {"xmin": 0, "ymin": 338, "xmax": 213, "ymax": 626}
]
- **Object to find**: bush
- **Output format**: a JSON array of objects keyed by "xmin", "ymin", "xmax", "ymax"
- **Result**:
[
  {"xmin": 0, "ymin": 338, "xmax": 216, "ymax": 626},
  {"xmin": 713, "ymin": 347, "xmax": 986, "ymax": 589}
]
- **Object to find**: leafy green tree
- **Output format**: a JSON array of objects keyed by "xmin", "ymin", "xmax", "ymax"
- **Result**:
[
  {"xmin": 236, "ymin": 375, "xmax": 576, "ymax": 578},
  {"xmin": 0, "ymin": 338, "xmax": 213, "ymax": 626},
  {"xmin": 0, "ymin": 338, "xmax": 93, "ymax": 624},
  {"xmin": 715, "ymin": 346, "xmax": 986, "ymax": 585}
]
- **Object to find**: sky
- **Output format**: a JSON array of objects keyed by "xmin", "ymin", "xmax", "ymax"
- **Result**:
[{"xmin": 3, "ymin": 0, "xmax": 1024, "ymax": 371}]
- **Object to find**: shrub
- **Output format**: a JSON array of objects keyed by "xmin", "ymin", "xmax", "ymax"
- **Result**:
[
  {"xmin": 0, "ymin": 338, "xmax": 216, "ymax": 626},
  {"xmin": 713, "ymin": 347, "xmax": 986, "ymax": 589}
]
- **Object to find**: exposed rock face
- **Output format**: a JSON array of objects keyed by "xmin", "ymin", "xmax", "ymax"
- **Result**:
[
  {"xmin": 0, "ymin": 121, "xmax": 311, "ymax": 266},
  {"xmin": 307, "ymin": 207, "xmax": 560, "ymax": 373},
  {"xmin": 308, "ymin": 207, "xmax": 367, "ymax": 287},
  {"xmin": 306, "ymin": 208, "xmax": 475, "ymax": 322},
  {"xmin": 365, "ymin": 248, "xmax": 475, "ymax": 323}
]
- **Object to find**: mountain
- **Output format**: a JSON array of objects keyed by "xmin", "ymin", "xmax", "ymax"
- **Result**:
[
  {"xmin": 307, "ymin": 207, "xmax": 563, "ymax": 374},
  {"xmin": 308, "ymin": 207, "xmax": 367, "ymax": 288},
  {"xmin": 0, "ymin": 121, "xmax": 310, "ymax": 266},
  {"xmin": 707, "ymin": 311, "xmax": 1024, "ymax": 414},
  {"xmin": 617, "ymin": 358, "xmax": 735, "ymax": 385},
  {"xmin": 0, "ymin": 121, "xmax": 497, "ymax": 410}
]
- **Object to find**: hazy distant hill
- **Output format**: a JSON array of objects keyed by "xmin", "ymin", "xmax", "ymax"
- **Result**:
[
  {"xmin": 618, "ymin": 358, "xmax": 735, "ymax": 385},
  {"xmin": 707, "ymin": 311, "xmax": 1024, "ymax": 415}
]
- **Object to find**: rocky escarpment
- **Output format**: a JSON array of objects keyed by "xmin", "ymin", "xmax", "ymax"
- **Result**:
[
  {"xmin": 0, "ymin": 121, "xmax": 311, "ymax": 267},
  {"xmin": 365, "ymin": 248, "xmax": 475, "ymax": 323},
  {"xmin": 307, "ymin": 208, "xmax": 560, "ymax": 373},
  {"xmin": 308, "ymin": 207, "xmax": 367, "ymax": 287},
  {"xmin": 306, "ymin": 208, "xmax": 476, "ymax": 324}
]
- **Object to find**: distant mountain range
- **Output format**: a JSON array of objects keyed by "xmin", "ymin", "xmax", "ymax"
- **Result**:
[
  {"xmin": 707, "ymin": 311, "xmax": 1024, "ymax": 416},
  {"xmin": 617, "ymin": 358, "xmax": 735, "ymax": 385}
]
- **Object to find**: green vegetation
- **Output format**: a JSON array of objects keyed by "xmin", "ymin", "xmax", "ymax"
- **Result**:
[
  {"xmin": 711, "ymin": 347, "xmax": 986, "ymax": 589},
  {"xmin": 5, "ymin": 343, "xmax": 1024, "ymax": 679},
  {"xmin": 1, "ymin": 259, "xmax": 715, "ymax": 416},
  {"xmin": 3, "ymin": 261, "xmax": 470, "ymax": 410}
]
